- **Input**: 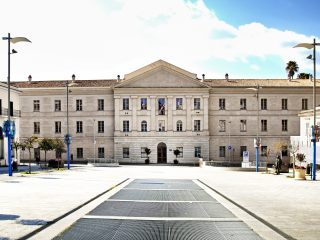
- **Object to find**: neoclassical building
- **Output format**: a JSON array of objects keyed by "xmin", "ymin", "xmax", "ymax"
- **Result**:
[{"xmin": 8, "ymin": 60, "xmax": 318, "ymax": 165}]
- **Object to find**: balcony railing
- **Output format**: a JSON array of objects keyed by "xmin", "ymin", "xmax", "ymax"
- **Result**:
[{"xmin": 0, "ymin": 108, "xmax": 21, "ymax": 117}]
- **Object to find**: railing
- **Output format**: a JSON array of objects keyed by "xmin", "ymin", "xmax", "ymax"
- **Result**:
[
  {"xmin": 87, "ymin": 158, "xmax": 119, "ymax": 166},
  {"xmin": 0, "ymin": 108, "xmax": 21, "ymax": 117}
]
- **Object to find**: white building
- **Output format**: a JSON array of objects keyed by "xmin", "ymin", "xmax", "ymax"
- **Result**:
[{"xmin": 9, "ymin": 60, "xmax": 319, "ymax": 165}]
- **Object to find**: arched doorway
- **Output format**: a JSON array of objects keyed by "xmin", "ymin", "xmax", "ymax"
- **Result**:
[{"xmin": 157, "ymin": 142, "xmax": 167, "ymax": 164}]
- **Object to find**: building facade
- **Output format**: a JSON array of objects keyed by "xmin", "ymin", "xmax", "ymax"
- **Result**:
[{"xmin": 10, "ymin": 60, "xmax": 319, "ymax": 165}]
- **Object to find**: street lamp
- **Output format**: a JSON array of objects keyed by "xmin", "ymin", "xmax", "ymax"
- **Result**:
[
  {"xmin": 247, "ymin": 84, "xmax": 261, "ymax": 172},
  {"xmin": 65, "ymin": 74, "xmax": 77, "ymax": 170},
  {"xmin": 2, "ymin": 33, "xmax": 31, "ymax": 176},
  {"xmin": 294, "ymin": 38, "xmax": 319, "ymax": 181}
]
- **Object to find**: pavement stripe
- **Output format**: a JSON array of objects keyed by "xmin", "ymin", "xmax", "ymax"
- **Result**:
[{"xmin": 105, "ymin": 199, "xmax": 216, "ymax": 203}]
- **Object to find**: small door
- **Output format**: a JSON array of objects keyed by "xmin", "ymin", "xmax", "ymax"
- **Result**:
[
  {"xmin": 34, "ymin": 148, "xmax": 40, "ymax": 161},
  {"xmin": 157, "ymin": 142, "xmax": 167, "ymax": 163}
]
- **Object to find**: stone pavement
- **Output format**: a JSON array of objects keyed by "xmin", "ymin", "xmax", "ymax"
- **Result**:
[{"xmin": 0, "ymin": 165, "xmax": 319, "ymax": 240}]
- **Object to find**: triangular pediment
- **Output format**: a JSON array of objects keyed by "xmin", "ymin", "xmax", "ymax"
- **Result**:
[{"xmin": 115, "ymin": 60, "xmax": 209, "ymax": 88}]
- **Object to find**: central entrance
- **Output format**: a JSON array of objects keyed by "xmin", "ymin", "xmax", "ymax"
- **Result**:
[{"xmin": 157, "ymin": 142, "xmax": 167, "ymax": 164}]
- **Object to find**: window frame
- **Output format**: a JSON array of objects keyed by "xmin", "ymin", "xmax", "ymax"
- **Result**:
[
  {"xmin": 77, "ymin": 148, "xmax": 83, "ymax": 159},
  {"xmin": 123, "ymin": 98, "xmax": 129, "ymax": 110},
  {"xmin": 98, "ymin": 99, "xmax": 104, "ymax": 111},
  {"xmin": 54, "ymin": 100, "xmax": 61, "ymax": 112},
  {"xmin": 240, "ymin": 98, "xmax": 247, "ymax": 110},
  {"xmin": 140, "ymin": 98, "xmax": 147, "ymax": 110},
  {"xmin": 194, "ymin": 120, "xmax": 201, "ymax": 132},
  {"xmin": 76, "ymin": 99, "xmax": 83, "ymax": 111},
  {"xmin": 76, "ymin": 121, "xmax": 83, "ymax": 133},
  {"xmin": 281, "ymin": 98, "xmax": 288, "ymax": 110},
  {"xmin": 55, "ymin": 121, "xmax": 61, "ymax": 134},
  {"xmin": 194, "ymin": 98, "xmax": 201, "ymax": 110},
  {"xmin": 34, "ymin": 122, "xmax": 40, "ymax": 134},
  {"xmin": 261, "ymin": 98, "xmax": 267, "ymax": 110},
  {"xmin": 123, "ymin": 120, "xmax": 130, "ymax": 132},
  {"xmin": 33, "ymin": 100, "xmax": 40, "ymax": 112},
  {"xmin": 176, "ymin": 120, "xmax": 183, "ymax": 132},
  {"xmin": 98, "ymin": 121, "xmax": 104, "ymax": 133},
  {"xmin": 219, "ymin": 146, "xmax": 226, "ymax": 157},
  {"xmin": 123, "ymin": 147, "xmax": 129, "ymax": 158},
  {"xmin": 219, "ymin": 98, "xmax": 225, "ymax": 110},
  {"xmin": 141, "ymin": 120, "xmax": 147, "ymax": 132},
  {"xmin": 176, "ymin": 98, "xmax": 183, "ymax": 110},
  {"xmin": 98, "ymin": 147, "xmax": 105, "ymax": 158},
  {"xmin": 194, "ymin": 146, "xmax": 201, "ymax": 157},
  {"xmin": 261, "ymin": 119, "xmax": 267, "ymax": 132}
]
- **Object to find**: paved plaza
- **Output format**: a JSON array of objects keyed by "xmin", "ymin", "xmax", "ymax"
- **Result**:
[{"xmin": 0, "ymin": 165, "xmax": 319, "ymax": 240}]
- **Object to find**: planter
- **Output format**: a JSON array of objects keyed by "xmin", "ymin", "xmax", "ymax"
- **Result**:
[{"xmin": 295, "ymin": 168, "xmax": 306, "ymax": 180}]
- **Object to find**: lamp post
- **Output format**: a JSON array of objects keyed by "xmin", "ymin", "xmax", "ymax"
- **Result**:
[
  {"xmin": 294, "ymin": 39, "xmax": 319, "ymax": 181},
  {"xmin": 2, "ymin": 33, "xmax": 31, "ymax": 176},
  {"xmin": 228, "ymin": 121, "xmax": 231, "ymax": 165},
  {"xmin": 93, "ymin": 119, "xmax": 96, "ymax": 165}
]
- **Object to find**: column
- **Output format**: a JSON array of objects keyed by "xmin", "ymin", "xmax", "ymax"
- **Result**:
[
  {"xmin": 114, "ymin": 96, "xmax": 120, "ymax": 131},
  {"xmin": 203, "ymin": 95, "xmax": 209, "ymax": 131},
  {"xmin": 150, "ymin": 96, "xmax": 156, "ymax": 131},
  {"xmin": 132, "ymin": 96, "xmax": 137, "ymax": 131},
  {"xmin": 186, "ymin": 96, "xmax": 192, "ymax": 131},
  {"xmin": 167, "ymin": 96, "xmax": 173, "ymax": 131}
]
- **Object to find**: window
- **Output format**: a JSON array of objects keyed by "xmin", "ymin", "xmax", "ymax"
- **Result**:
[
  {"xmin": 282, "ymin": 99, "xmax": 288, "ymax": 110},
  {"xmin": 158, "ymin": 120, "xmax": 165, "ymax": 132},
  {"xmin": 10, "ymin": 101, "xmax": 13, "ymax": 116},
  {"xmin": 282, "ymin": 120, "xmax": 288, "ymax": 131},
  {"xmin": 219, "ymin": 146, "xmax": 226, "ymax": 157},
  {"xmin": 261, "ymin": 120, "xmax": 267, "ymax": 132},
  {"xmin": 141, "ymin": 147, "xmax": 147, "ymax": 158},
  {"xmin": 219, "ymin": 120, "xmax": 226, "ymax": 132},
  {"xmin": 194, "ymin": 120, "xmax": 201, "ymax": 132},
  {"xmin": 98, "ymin": 147, "xmax": 105, "ymax": 158},
  {"xmin": 194, "ymin": 98, "xmax": 200, "ymax": 110},
  {"xmin": 141, "ymin": 98, "xmax": 147, "ymax": 110},
  {"xmin": 240, "ymin": 120, "xmax": 247, "ymax": 132},
  {"xmin": 240, "ymin": 146, "xmax": 247, "ymax": 157},
  {"xmin": 123, "ymin": 148, "xmax": 129, "ymax": 158},
  {"xmin": 194, "ymin": 147, "xmax": 201, "ymax": 157},
  {"xmin": 177, "ymin": 147, "xmax": 183, "ymax": 158},
  {"xmin": 77, "ymin": 148, "xmax": 83, "ymax": 159},
  {"xmin": 240, "ymin": 98, "xmax": 246, "ymax": 110},
  {"xmin": 34, "ymin": 122, "xmax": 40, "ymax": 134},
  {"xmin": 282, "ymin": 145, "xmax": 288, "ymax": 157},
  {"xmin": 141, "ymin": 121, "xmax": 147, "ymax": 132},
  {"xmin": 76, "ymin": 121, "xmax": 83, "ymax": 133},
  {"xmin": 261, "ymin": 146, "xmax": 268, "ymax": 156},
  {"xmin": 123, "ymin": 98, "xmax": 129, "ymax": 110},
  {"xmin": 158, "ymin": 98, "xmax": 165, "ymax": 115},
  {"xmin": 176, "ymin": 120, "xmax": 183, "ymax": 132},
  {"xmin": 98, "ymin": 99, "xmax": 104, "ymax": 111},
  {"xmin": 55, "ymin": 121, "xmax": 61, "ymax": 134},
  {"xmin": 98, "ymin": 121, "xmax": 104, "ymax": 133},
  {"xmin": 302, "ymin": 98, "xmax": 308, "ymax": 110},
  {"xmin": 123, "ymin": 120, "xmax": 129, "ymax": 132},
  {"xmin": 76, "ymin": 99, "xmax": 82, "ymax": 111},
  {"xmin": 261, "ymin": 99, "xmax": 267, "ymax": 110},
  {"xmin": 176, "ymin": 98, "xmax": 183, "ymax": 110},
  {"xmin": 219, "ymin": 98, "xmax": 225, "ymax": 110},
  {"xmin": 55, "ymin": 100, "xmax": 61, "ymax": 111},
  {"xmin": 0, "ymin": 99, "xmax": 2, "ymax": 115},
  {"xmin": 33, "ymin": 100, "xmax": 40, "ymax": 112}
]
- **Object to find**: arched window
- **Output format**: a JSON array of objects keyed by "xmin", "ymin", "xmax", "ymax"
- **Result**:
[
  {"xmin": 176, "ymin": 121, "xmax": 182, "ymax": 132},
  {"xmin": 141, "ymin": 121, "xmax": 147, "ymax": 132}
]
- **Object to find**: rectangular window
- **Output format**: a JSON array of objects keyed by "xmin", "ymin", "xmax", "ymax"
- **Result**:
[
  {"xmin": 158, "ymin": 120, "xmax": 165, "ymax": 132},
  {"xmin": 33, "ymin": 100, "xmax": 40, "ymax": 112},
  {"xmin": 261, "ymin": 120, "xmax": 267, "ymax": 132},
  {"xmin": 76, "ymin": 99, "xmax": 82, "ymax": 111},
  {"xmin": 123, "ymin": 98, "xmax": 129, "ymax": 110},
  {"xmin": 77, "ymin": 148, "xmax": 83, "ymax": 159},
  {"xmin": 261, "ymin": 146, "xmax": 268, "ymax": 156},
  {"xmin": 219, "ymin": 120, "xmax": 226, "ymax": 132},
  {"xmin": 194, "ymin": 147, "xmax": 201, "ymax": 157},
  {"xmin": 219, "ymin": 146, "xmax": 226, "ymax": 157},
  {"xmin": 302, "ymin": 98, "xmax": 308, "ymax": 110},
  {"xmin": 194, "ymin": 98, "xmax": 200, "ymax": 110},
  {"xmin": 282, "ymin": 146, "xmax": 288, "ymax": 157},
  {"xmin": 98, "ymin": 147, "xmax": 105, "ymax": 158},
  {"xmin": 219, "ymin": 98, "xmax": 225, "ymax": 110},
  {"xmin": 123, "ymin": 120, "xmax": 129, "ymax": 132},
  {"xmin": 240, "ymin": 146, "xmax": 247, "ymax": 157},
  {"xmin": 261, "ymin": 99, "xmax": 267, "ymax": 110},
  {"xmin": 194, "ymin": 120, "xmax": 201, "ymax": 131},
  {"xmin": 34, "ymin": 122, "xmax": 40, "ymax": 134},
  {"xmin": 176, "ymin": 98, "xmax": 183, "ymax": 110},
  {"xmin": 141, "ymin": 147, "xmax": 147, "ymax": 158},
  {"xmin": 281, "ymin": 99, "xmax": 288, "ymax": 110},
  {"xmin": 98, "ymin": 121, "xmax": 104, "ymax": 133},
  {"xmin": 10, "ymin": 101, "xmax": 13, "ymax": 116},
  {"xmin": 55, "ymin": 100, "xmax": 61, "ymax": 112},
  {"xmin": 55, "ymin": 121, "xmax": 61, "ymax": 133},
  {"xmin": 240, "ymin": 98, "xmax": 246, "ymax": 110},
  {"xmin": 123, "ymin": 148, "xmax": 129, "ymax": 158},
  {"xmin": 141, "ymin": 98, "xmax": 147, "ymax": 110},
  {"xmin": 240, "ymin": 120, "xmax": 247, "ymax": 132},
  {"xmin": 0, "ymin": 99, "xmax": 2, "ymax": 115},
  {"xmin": 98, "ymin": 99, "xmax": 104, "ymax": 111},
  {"xmin": 282, "ymin": 119, "xmax": 288, "ymax": 131},
  {"xmin": 177, "ymin": 147, "xmax": 183, "ymax": 158},
  {"xmin": 76, "ymin": 121, "xmax": 83, "ymax": 133},
  {"xmin": 158, "ymin": 98, "xmax": 165, "ymax": 115}
]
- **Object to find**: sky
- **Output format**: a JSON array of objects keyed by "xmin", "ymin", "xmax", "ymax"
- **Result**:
[{"xmin": 0, "ymin": 0, "xmax": 319, "ymax": 82}]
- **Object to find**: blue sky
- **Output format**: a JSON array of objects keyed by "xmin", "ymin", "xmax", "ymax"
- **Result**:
[{"xmin": 0, "ymin": 0, "xmax": 318, "ymax": 81}]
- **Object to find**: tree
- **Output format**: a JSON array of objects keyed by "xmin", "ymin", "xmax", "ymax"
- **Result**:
[
  {"xmin": 23, "ymin": 136, "xmax": 38, "ymax": 174},
  {"xmin": 38, "ymin": 138, "xmax": 54, "ymax": 163},
  {"xmin": 52, "ymin": 138, "xmax": 66, "ymax": 169},
  {"xmin": 173, "ymin": 149, "xmax": 181, "ymax": 164},
  {"xmin": 144, "ymin": 147, "xmax": 151, "ymax": 164},
  {"xmin": 11, "ymin": 140, "xmax": 21, "ymax": 162},
  {"xmin": 286, "ymin": 61, "xmax": 299, "ymax": 80},
  {"xmin": 297, "ymin": 72, "xmax": 311, "ymax": 79}
]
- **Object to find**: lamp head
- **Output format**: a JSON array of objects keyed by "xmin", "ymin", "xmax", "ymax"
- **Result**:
[
  {"xmin": 11, "ymin": 49, "xmax": 17, "ymax": 54},
  {"xmin": 307, "ymin": 54, "xmax": 313, "ymax": 60}
]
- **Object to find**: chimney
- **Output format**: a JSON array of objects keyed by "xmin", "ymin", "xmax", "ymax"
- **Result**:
[
  {"xmin": 117, "ymin": 75, "xmax": 120, "ymax": 82},
  {"xmin": 72, "ymin": 74, "xmax": 76, "ymax": 82},
  {"xmin": 201, "ymin": 74, "xmax": 205, "ymax": 82},
  {"xmin": 225, "ymin": 73, "xmax": 229, "ymax": 81},
  {"xmin": 28, "ymin": 75, "xmax": 32, "ymax": 82}
]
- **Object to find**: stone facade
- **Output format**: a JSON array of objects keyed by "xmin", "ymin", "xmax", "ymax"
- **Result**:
[{"xmin": 10, "ymin": 60, "xmax": 320, "ymax": 165}]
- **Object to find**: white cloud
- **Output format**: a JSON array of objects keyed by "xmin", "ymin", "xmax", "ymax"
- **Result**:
[{"xmin": 0, "ymin": 0, "xmax": 317, "ymax": 81}]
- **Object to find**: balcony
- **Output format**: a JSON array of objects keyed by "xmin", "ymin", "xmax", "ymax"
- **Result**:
[{"xmin": 0, "ymin": 108, "xmax": 21, "ymax": 117}]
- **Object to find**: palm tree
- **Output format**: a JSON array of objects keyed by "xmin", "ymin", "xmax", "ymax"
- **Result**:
[
  {"xmin": 24, "ymin": 136, "xmax": 38, "ymax": 174},
  {"xmin": 286, "ymin": 61, "xmax": 299, "ymax": 80},
  {"xmin": 297, "ymin": 73, "xmax": 311, "ymax": 79}
]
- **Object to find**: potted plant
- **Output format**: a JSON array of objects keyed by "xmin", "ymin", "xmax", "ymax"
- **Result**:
[
  {"xmin": 173, "ymin": 149, "xmax": 180, "ymax": 164},
  {"xmin": 145, "ymin": 147, "xmax": 151, "ymax": 164},
  {"xmin": 295, "ymin": 153, "xmax": 306, "ymax": 180}
]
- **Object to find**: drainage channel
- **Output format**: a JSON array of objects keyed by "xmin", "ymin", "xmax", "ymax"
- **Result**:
[{"xmin": 53, "ymin": 179, "xmax": 263, "ymax": 240}]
